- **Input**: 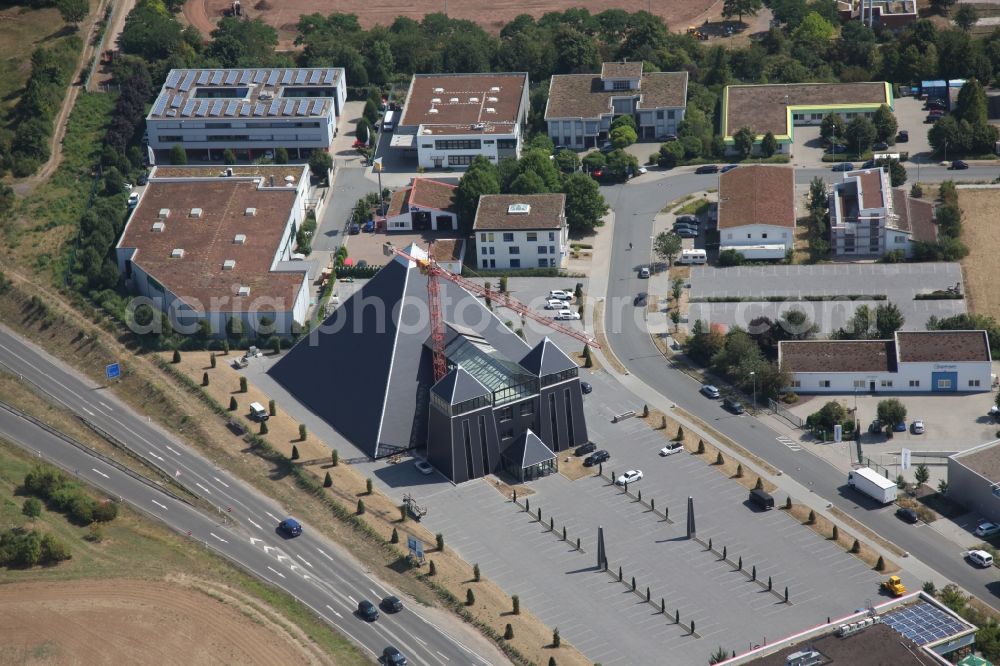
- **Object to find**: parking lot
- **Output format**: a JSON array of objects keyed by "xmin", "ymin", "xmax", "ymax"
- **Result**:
[{"xmin": 688, "ymin": 263, "xmax": 966, "ymax": 334}]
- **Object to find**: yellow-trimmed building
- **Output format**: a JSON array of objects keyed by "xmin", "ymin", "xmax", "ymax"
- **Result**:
[{"xmin": 721, "ymin": 82, "xmax": 894, "ymax": 156}]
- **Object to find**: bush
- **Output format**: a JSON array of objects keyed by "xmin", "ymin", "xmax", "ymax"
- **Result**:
[
  {"xmin": 473, "ymin": 563, "xmax": 480, "ymax": 581},
  {"xmin": 436, "ymin": 533, "xmax": 445, "ymax": 550},
  {"xmin": 697, "ymin": 440, "xmax": 705, "ymax": 454},
  {"xmin": 428, "ymin": 560, "xmax": 436, "ymax": 576},
  {"xmin": 832, "ymin": 525, "xmax": 839, "ymax": 540},
  {"xmin": 239, "ymin": 377, "xmax": 247, "ymax": 393},
  {"xmin": 92, "ymin": 500, "xmax": 118, "ymax": 522},
  {"xmin": 229, "ymin": 396, "xmax": 237, "ymax": 411},
  {"xmin": 512, "ymin": 594, "xmax": 520, "ymax": 615},
  {"xmin": 875, "ymin": 555, "xmax": 885, "ymax": 571},
  {"xmin": 172, "ymin": 349, "xmax": 181, "ymax": 363},
  {"xmin": 356, "ymin": 499, "xmax": 365, "ymax": 515},
  {"xmin": 553, "ymin": 627, "xmax": 561, "ymax": 647},
  {"xmin": 291, "ymin": 445, "xmax": 300, "ymax": 460},
  {"xmin": 466, "ymin": 588, "xmax": 475, "ymax": 606},
  {"xmin": 202, "ymin": 372, "xmax": 209, "ymax": 386},
  {"xmin": 298, "ymin": 424, "xmax": 307, "ymax": 441},
  {"xmin": 718, "ymin": 249, "xmax": 746, "ymax": 267},
  {"xmin": 366, "ymin": 478, "xmax": 373, "ymax": 495},
  {"xmin": 331, "ymin": 449, "xmax": 339, "ymax": 466},
  {"xmin": 850, "ymin": 538, "xmax": 861, "ymax": 553},
  {"xmin": 390, "ymin": 527, "xmax": 398, "ymax": 543},
  {"xmin": 324, "ymin": 471, "xmax": 332, "ymax": 487},
  {"xmin": 22, "ymin": 498, "xmax": 42, "ymax": 519},
  {"xmin": 785, "ymin": 496, "xmax": 792, "ymax": 510},
  {"xmin": 715, "ymin": 452, "xmax": 724, "ymax": 465},
  {"xmin": 268, "ymin": 399, "xmax": 276, "ymax": 416},
  {"xmin": 807, "ymin": 509, "xmax": 816, "ymax": 525},
  {"xmin": 40, "ymin": 533, "xmax": 71, "ymax": 563},
  {"xmin": 259, "ymin": 421, "xmax": 268, "ymax": 435},
  {"xmin": 504, "ymin": 623, "xmax": 514, "ymax": 640}
]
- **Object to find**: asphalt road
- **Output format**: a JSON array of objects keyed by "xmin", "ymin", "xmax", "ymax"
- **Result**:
[
  {"xmin": 603, "ymin": 165, "xmax": 1000, "ymax": 611},
  {"xmin": 0, "ymin": 325, "xmax": 501, "ymax": 666}
]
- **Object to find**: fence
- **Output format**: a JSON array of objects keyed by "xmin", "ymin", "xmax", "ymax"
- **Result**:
[{"xmin": 769, "ymin": 398, "xmax": 805, "ymax": 428}]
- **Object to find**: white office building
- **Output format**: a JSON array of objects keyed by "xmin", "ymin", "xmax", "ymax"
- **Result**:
[
  {"xmin": 146, "ymin": 67, "xmax": 346, "ymax": 164},
  {"xmin": 473, "ymin": 194, "xmax": 568, "ymax": 270}
]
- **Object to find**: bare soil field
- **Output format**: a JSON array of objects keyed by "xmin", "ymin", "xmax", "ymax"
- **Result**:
[
  {"xmin": 958, "ymin": 188, "xmax": 1000, "ymax": 319},
  {"xmin": 185, "ymin": 0, "xmax": 722, "ymax": 42},
  {"xmin": 0, "ymin": 580, "xmax": 327, "ymax": 665}
]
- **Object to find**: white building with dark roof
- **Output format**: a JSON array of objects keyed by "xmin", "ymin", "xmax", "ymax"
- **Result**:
[
  {"xmin": 544, "ymin": 62, "xmax": 688, "ymax": 149},
  {"xmin": 779, "ymin": 330, "xmax": 992, "ymax": 394},
  {"xmin": 394, "ymin": 73, "xmax": 530, "ymax": 169},
  {"xmin": 146, "ymin": 67, "xmax": 346, "ymax": 163},
  {"xmin": 473, "ymin": 194, "xmax": 568, "ymax": 270},
  {"xmin": 717, "ymin": 165, "xmax": 796, "ymax": 257},
  {"xmin": 381, "ymin": 178, "xmax": 458, "ymax": 232}
]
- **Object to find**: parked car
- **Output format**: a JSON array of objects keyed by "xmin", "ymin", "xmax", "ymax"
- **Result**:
[
  {"xmin": 581, "ymin": 382, "xmax": 593, "ymax": 394},
  {"xmin": 383, "ymin": 646, "xmax": 407, "ymax": 666},
  {"xmin": 975, "ymin": 521, "xmax": 1000, "ymax": 537},
  {"xmin": 672, "ymin": 222, "xmax": 698, "ymax": 233},
  {"xmin": 896, "ymin": 130, "xmax": 909, "ymax": 143},
  {"xmin": 636, "ymin": 166, "xmax": 647, "ymax": 175},
  {"xmin": 357, "ymin": 600, "xmax": 379, "ymax": 621},
  {"xmin": 695, "ymin": 164, "xmax": 719, "ymax": 174},
  {"xmin": 926, "ymin": 99, "xmax": 947, "ymax": 110},
  {"xmin": 278, "ymin": 518, "xmax": 303, "ymax": 537},
  {"xmin": 123, "ymin": 182, "xmax": 134, "ymax": 191},
  {"xmin": 575, "ymin": 442, "xmax": 597, "ymax": 457},
  {"xmin": 414, "ymin": 459, "xmax": 434, "ymax": 475},
  {"xmin": 893, "ymin": 421, "xmax": 907, "ymax": 432},
  {"xmin": 950, "ymin": 160, "xmax": 969, "ymax": 170},
  {"xmin": 137, "ymin": 172, "xmax": 149, "ymax": 185},
  {"xmin": 861, "ymin": 159, "xmax": 876, "ymax": 169},
  {"xmin": 599, "ymin": 142, "xmax": 616, "ymax": 154},
  {"xmin": 720, "ymin": 164, "xmax": 739, "ymax": 173},
  {"xmin": 674, "ymin": 227, "xmax": 698, "ymax": 238},
  {"xmin": 660, "ymin": 134, "xmax": 678, "ymax": 142},
  {"xmin": 966, "ymin": 550, "xmax": 994, "ymax": 568},
  {"xmin": 590, "ymin": 168, "xmax": 604, "ymax": 180},
  {"xmin": 380, "ymin": 596, "xmax": 404, "ymax": 613},
  {"xmin": 868, "ymin": 419, "xmax": 883, "ymax": 434},
  {"xmin": 910, "ymin": 420, "xmax": 925, "ymax": 435},
  {"xmin": 616, "ymin": 469, "xmax": 643, "ymax": 485},
  {"xmin": 832, "ymin": 162, "xmax": 854, "ymax": 172},
  {"xmin": 659, "ymin": 442, "xmax": 683, "ymax": 456},
  {"xmin": 544, "ymin": 298, "xmax": 570, "ymax": 310},
  {"xmin": 872, "ymin": 141, "xmax": 889, "ymax": 151},
  {"xmin": 895, "ymin": 507, "xmax": 919, "ymax": 524},
  {"xmin": 675, "ymin": 215, "xmax": 699, "ymax": 227},
  {"xmin": 583, "ymin": 450, "xmax": 610, "ymax": 466},
  {"xmin": 700, "ymin": 384, "xmax": 721, "ymax": 399},
  {"xmin": 638, "ymin": 266, "xmax": 650, "ymax": 279},
  {"xmin": 723, "ymin": 397, "xmax": 745, "ymax": 414},
  {"xmin": 349, "ymin": 223, "xmax": 360, "ymax": 234},
  {"xmin": 634, "ymin": 292, "xmax": 648, "ymax": 307},
  {"xmin": 549, "ymin": 290, "xmax": 573, "ymax": 301},
  {"xmin": 127, "ymin": 192, "xmax": 140, "ymax": 207},
  {"xmin": 554, "ymin": 309, "xmax": 581, "ymax": 320}
]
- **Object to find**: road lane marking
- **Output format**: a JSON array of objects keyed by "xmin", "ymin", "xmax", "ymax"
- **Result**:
[
  {"xmin": 195, "ymin": 482, "xmax": 211, "ymax": 494},
  {"xmin": 213, "ymin": 476, "xmax": 230, "ymax": 488},
  {"xmin": 370, "ymin": 588, "xmax": 379, "ymax": 599},
  {"xmin": 82, "ymin": 406, "xmax": 95, "ymax": 416},
  {"xmin": 348, "ymin": 595, "xmax": 357, "ymax": 604},
  {"xmin": 265, "ymin": 511, "xmax": 280, "ymax": 522},
  {"xmin": 316, "ymin": 548, "xmax": 334, "ymax": 561},
  {"xmin": 151, "ymin": 500, "xmax": 168, "ymax": 510},
  {"xmin": 165, "ymin": 445, "xmax": 181, "ymax": 456},
  {"xmin": 296, "ymin": 554, "xmax": 313, "ymax": 568},
  {"xmin": 437, "ymin": 651, "xmax": 450, "ymax": 661},
  {"xmin": 266, "ymin": 566, "xmax": 286, "ymax": 579},
  {"xmin": 414, "ymin": 636, "xmax": 427, "ymax": 646},
  {"xmin": 148, "ymin": 451, "xmax": 164, "ymax": 461},
  {"xmin": 91, "ymin": 467, "xmax": 109, "ymax": 479},
  {"xmin": 325, "ymin": 604, "xmax": 343, "ymax": 619},
  {"xmin": 210, "ymin": 532, "xmax": 227, "ymax": 543},
  {"xmin": 99, "ymin": 401, "xmax": 112, "ymax": 411},
  {"xmin": 247, "ymin": 519, "xmax": 262, "ymax": 530}
]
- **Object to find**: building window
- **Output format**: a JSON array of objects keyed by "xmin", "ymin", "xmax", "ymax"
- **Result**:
[
  {"xmin": 509, "ymin": 246, "xmax": 520, "ymax": 254},
  {"xmin": 498, "ymin": 139, "xmax": 516, "ymax": 150},
  {"xmin": 448, "ymin": 155, "xmax": 474, "ymax": 166},
  {"xmin": 667, "ymin": 110, "xmax": 675, "ymax": 120},
  {"xmin": 435, "ymin": 139, "xmax": 482, "ymax": 150},
  {"xmin": 538, "ymin": 259, "xmax": 549, "ymax": 267},
  {"xmin": 762, "ymin": 233, "xmax": 768, "ymax": 239},
  {"xmin": 502, "ymin": 232, "xmax": 514, "ymax": 242},
  {"xmin": 791, "ymin": 380, "xmax": 801, "ymax": 388},
  {"xmin": 499, "ymin": 406, "xmax": 513, "ymax": 421},
  {"xmin": 527, "ymin": 232, "xmax": 537, "ymax": 241},
  {"xmin": 970, "ymin": 379, "xmax": 982, "ymax": 387},
  {"xmin": 481, "ymin": 259, "xmax": 489, "ymax": 268},
  {"xmin": 613, "ymin": 80, "xmax": 629, "ymax": 90},
  {"xmin": 819, "ymin": 380, "xmax": 831, "ymax": 388},
  {"xmin": 538, "ymin": 246, "xmax": 547, "ymax": 254},
  {"xmin": 501, "ymin": 426, "xmax": 514, "ymax": 439},
  {"xmin": 881, "ymin": 380, "xmax": 893, "ymax": 387},
  {"xmin": 563, "ymin": 136, "xmax": 571, "ymax": 146},
  {"xmin": 937, "ymin": 378, "xmax": 952, "ymax": 390},
  {"xmin": 510, "ymin": 259, "xmax": 521, "ymax": 268},
  {"xmin": 463, "ymin": 420, "xmax": 474, "ymax": 479},
  {"xmin": 486, "ymin": 233, "xmax": 494, "ymax": 242},
  {"xmin": 853, "ymin": 380, "xmax": 865, "ymax": 388},
  {"xmin": 550, "ymin": 246, "xmax": 556, "ymax": 254},
  {"xmin": 489, "ymin": 246, "xmax": 495, "ymax": 255},
  {"xmin": 656, "ymin": 110, "xmax": 664, "ymax": 120},
  {"xmin": 480, "ymin": 233, "xmax": 487, "ymax": 242},
  {"xmin": 909, "ymin": 380, "xmax": 920, "ymax": 387},
  {"xmin": 520, "ymin": 401, "xmax": 534, "ymax": 416},
  {"xmin": 489, "ymin": 259, "xmax": 495, "ymax": 268}
]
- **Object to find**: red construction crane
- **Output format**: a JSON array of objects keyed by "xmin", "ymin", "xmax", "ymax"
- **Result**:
[{"xmin": 385, "ymin": 243, "xmax": 601, "ymax": 382}]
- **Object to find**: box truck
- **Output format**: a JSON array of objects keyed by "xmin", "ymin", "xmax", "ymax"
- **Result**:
[{"xmin": 847, "ymin": 467, "xmax": 896, "ymax": 504}]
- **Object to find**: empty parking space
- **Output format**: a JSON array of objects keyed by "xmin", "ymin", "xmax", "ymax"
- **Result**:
[{"xmin": 688, "ymin": 263, "xmax": 965, "ymax": 334}]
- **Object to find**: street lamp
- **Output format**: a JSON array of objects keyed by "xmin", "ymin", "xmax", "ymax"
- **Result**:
[{"xmin": 750, "ymin": 370, "xmax": 757, "ymax": 413}]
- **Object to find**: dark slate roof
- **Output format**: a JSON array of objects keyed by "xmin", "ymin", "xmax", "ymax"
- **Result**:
[
  {"xmin": 431, "ymin": 366, "xmax": 491, "ymax": 405},
  {"xmin": 269, "ymin": 243, "xmax": 534, "ymax": 458},
  {"xmin": 504, "ymin": 430, "xmax": 556, "ymax": 468},
  {"xmin": 519, "ymin": 337, "xmax": 578, "ymax": 377}
]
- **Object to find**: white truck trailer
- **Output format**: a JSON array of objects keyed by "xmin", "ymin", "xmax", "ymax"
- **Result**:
[
  {"xmin": 720, "ymin": 244, "xmax": 787, "ymax": 261},
  {"xmin": 848, "ymin": 467, "xmax": 897, "ymax": 504}
]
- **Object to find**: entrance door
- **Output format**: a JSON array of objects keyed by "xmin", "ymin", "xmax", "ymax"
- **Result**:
[
  {"xmin": 931, "ymin": 371, "xmax": 957, "ymax": 392},
  {"xmin": 869, "ymin": 381, "xmax": 876, "ymax": 393}
]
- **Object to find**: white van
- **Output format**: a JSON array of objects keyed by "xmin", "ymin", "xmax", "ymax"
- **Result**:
[
  {"xmin": 249, "ymin": 402, "xmax": 269, "ymax": 421},
  {"xmin": 382, "ymin": 110, "xmax": 395, "ymax": 132},
  {"xmin": 677, "ymin": 249, "xmax": 707, "ymax": 265},
  {"xmin": 967, "ymin": 550, "xmax": 994, "ymax": 568}
]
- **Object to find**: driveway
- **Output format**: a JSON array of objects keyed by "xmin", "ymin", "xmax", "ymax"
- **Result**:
[{"xmin": 687, "ymin": 263, "xmax": 966, "ymax": 334}]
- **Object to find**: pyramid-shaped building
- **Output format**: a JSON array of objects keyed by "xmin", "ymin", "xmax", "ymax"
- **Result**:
[{"xmin": 268, "ymin": 245, "xmax": 589, "ymax": 483}]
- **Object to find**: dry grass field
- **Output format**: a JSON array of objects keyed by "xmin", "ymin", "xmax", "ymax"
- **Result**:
[{"xmin": 958, "ymin": 188, "xmax": 1000, "ymax": 319}]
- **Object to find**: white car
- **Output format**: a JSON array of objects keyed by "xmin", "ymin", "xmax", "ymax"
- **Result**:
[
  {"xmin": 910, "ymin": 420, "xmax": 925, "ymax": 435},
  {"xmin": 549, "ymin": 290, "xmax": 573, "ymax": 301},
  {"xmin": 967, "ymin": 549, "xmax": 994, "ymax": 568},
  {"xmin": 659, "ymin": 442, "xmax": 683, "ymax": 456},
  {"xmin": 127, "ymin": 192, "xmax": 140, "ymax": 207},
  {"xmin": 414, "ymin": 460, "xmax": 434, "ymax": 475},
  {"xmin": 554, "ymin": 309, "xmax": 581, "ymax": 321},
  {"xmin": 616, "ymin": 470, "xmax": 643, "ymax": 485},
  {"xmin": 123, "ymin": 182, "xmax": 134, "ymax": 191},
  {"xmin": 544, "ymin": 298, "xmax": 570, "ymax": 310},
  {"xmin": 975, "ymin": 521, "xmax": 1000, "ymax": 537},
  {"xmin": 637, "ymin": 166, "xmax": 647, "ymax": 175}
]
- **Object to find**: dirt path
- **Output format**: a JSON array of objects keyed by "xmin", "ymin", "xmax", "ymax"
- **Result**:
[
  {"xmin": 182, "ymin": 0, "xmax": 217, "ymax": 38},
  {"xmin": 12, "ymin": 0, "xmax": 111, "ymax": 198},
  {"xmin": 89, "ymin": 0, "xmax": 137, "ymax": 91}
]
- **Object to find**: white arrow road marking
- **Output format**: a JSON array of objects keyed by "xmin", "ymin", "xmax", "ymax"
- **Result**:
[
  {"xmin": 325, "ymin": 604, "xmax": 343, "ymax": 619},
  {"xmin": 195, "ymin": 482, "xmax": 211, "ymax": 494},
  {"xmin": 266, "ymin": 566, "xmax": 286, "ymax": 579},
  {"xmin": 249, "ymin": 537, "xmax": 262, "ymax": 545},
  {"xmin": 213, "ymin": 476, "xmax": 230, "ymax": 488},
  {"xmin": 316, "ymin": 548, "xmax": 334, "ymax": 562},
  {"xmin": 265, "ymin": 511, "xmax": 280, "ymax": 522},
  {"xmin": 262, "ymin": 545, "xmax": 275, "ymax": 554},
  {"xmin": 210, "ymin": 533, "xmax": 227, "ymax": 543},
  {"xmin": 91, "ymin": 468, "xmax": 109, "ymax": 479},
  {"xmin": 165, "ymin": 445, "xmax": 181, "ymax": 456},
  {"xmin": 296, "ymin": 554, "xmax": 313, "ymax": 568},
  {"xmin": 289, "ymin": 564, "xmax": 301, "ymax": 573},
  {"xmin": 247, "ymin": 519, "xmax": 262, "ymax": 530},
  {"xmin": 276, "ymin": 553, "xmax": 290, "ymax": 562},
  {"xmin": 148, "ymin": 451, "xmax": 164, "ymax": 461},
  {"xmin": 151, "ymin": 500, "xmax": 168, "ymax": 510},
  {"xmin": 302, "ymin": 574, "xmax": 311, "ymax": 581}
]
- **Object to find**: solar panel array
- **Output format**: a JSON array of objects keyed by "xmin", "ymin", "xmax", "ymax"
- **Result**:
[
  {"xmin": 150, "ymin": 68, "xmax": 343, "ymax": 119},
  {"xmin": 881, "ymin": 603, "xmax": 969, "ymax": 646}
]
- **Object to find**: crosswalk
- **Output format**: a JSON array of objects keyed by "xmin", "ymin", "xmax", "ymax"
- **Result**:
[{"xmin": 776, "ymin": 435, "xmax": 803, "ymax": 452}]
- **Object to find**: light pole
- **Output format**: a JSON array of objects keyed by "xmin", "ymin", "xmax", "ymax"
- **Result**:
[
  {"xmin": 750, "ymin": 370, "xmax": 757, "ymax": 413},
  {"xmin": 649, "ymin": 234, "xmax": 656, "ymax": 275}
]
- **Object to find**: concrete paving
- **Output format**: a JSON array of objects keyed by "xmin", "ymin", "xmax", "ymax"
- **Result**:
[{"xmin": 688, "ymin": 262, "xmax": 966, "ymax": 334}]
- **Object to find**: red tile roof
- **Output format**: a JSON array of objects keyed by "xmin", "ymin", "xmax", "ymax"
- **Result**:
[
  {"xmin": 718, "ymin": 166, "xmax": 796, "ymax": 229},
  {"xmin": 399, "ymin": 73, "xmax": 528, "ymax": 136},
  {"xmin": 473, "ymin": 194, "xmax": 566, "ymax": 230}
]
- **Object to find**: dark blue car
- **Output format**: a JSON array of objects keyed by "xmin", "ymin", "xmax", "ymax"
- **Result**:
[{"xmin": 278, "ymin": 518, "xmax": 303, "ymax": 537}]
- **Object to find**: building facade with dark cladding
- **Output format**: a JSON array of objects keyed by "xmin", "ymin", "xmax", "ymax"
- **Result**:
[{"xmin": 268, "ymin": 244, "xmax": 587, "ymax": 483}]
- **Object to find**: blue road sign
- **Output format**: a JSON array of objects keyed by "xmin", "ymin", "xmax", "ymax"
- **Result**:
[{"xmin": 105, "ymin": 363, "xmax": 121, "ymax": 380}]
